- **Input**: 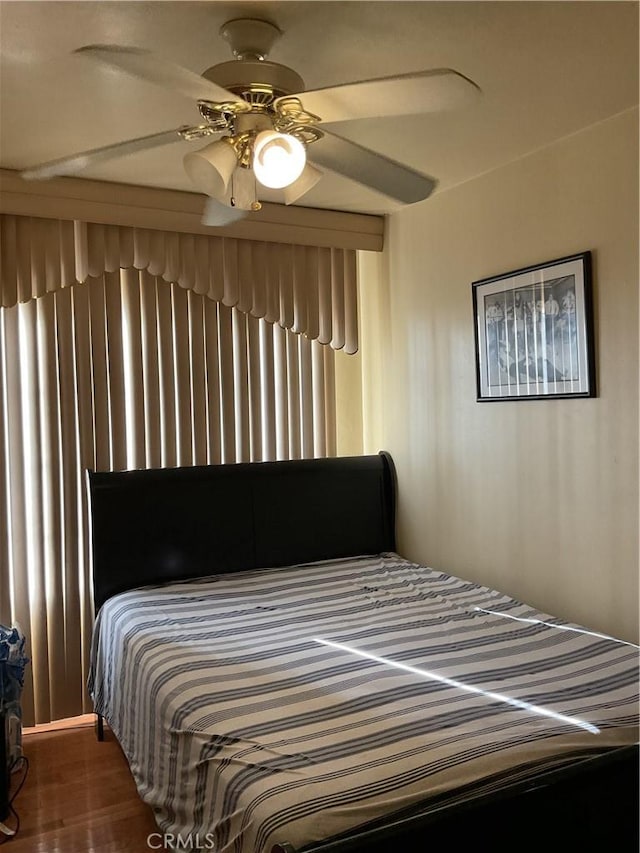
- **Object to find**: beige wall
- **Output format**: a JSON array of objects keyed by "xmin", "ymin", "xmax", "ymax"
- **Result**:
[{"xmin": 360, "ymin": 107, "xmax": 639, "ymax": 643}]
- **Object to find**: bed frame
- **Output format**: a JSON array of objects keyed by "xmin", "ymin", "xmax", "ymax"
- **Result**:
[{"xmin": 88, "ymin": 453, "xmax": 638, "ymax": 852}]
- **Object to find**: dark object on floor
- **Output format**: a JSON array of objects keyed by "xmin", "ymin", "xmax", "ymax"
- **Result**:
[{"xmin": 0, "ymin": 710, "xmax": 7, "ymax": 822}]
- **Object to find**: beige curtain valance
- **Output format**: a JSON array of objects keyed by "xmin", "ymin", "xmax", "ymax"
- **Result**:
[{"xmin": 0, "ymin": 213, "xmax": 358, "ymax": 352}]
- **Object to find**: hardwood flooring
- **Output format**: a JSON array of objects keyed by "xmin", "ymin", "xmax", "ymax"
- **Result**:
[{"xmin": 4, "ymin": 720, "xmax": 159, "ymax": 852}]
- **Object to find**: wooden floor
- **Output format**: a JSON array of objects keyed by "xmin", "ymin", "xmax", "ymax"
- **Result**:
[{"xmin": 6, "ymin": 720, "xmax": 159, "ymax": 852}]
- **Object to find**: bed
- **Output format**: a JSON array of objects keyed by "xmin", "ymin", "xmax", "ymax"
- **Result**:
[{"xmin": 88, "ymin": 453, "xmax": 639, "ymax": 852}]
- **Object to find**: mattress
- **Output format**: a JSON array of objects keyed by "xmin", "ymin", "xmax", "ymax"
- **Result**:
[{"xmin": 89, "ymin": 553, "xmax": 639, "ymax": 852}]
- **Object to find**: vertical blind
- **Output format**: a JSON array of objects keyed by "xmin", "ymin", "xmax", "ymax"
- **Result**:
[{"xmin": 0, "ymin": 270, "xmax": 337, "ymax": 725}]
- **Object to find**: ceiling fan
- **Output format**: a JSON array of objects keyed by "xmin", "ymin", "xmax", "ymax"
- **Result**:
[{"xmin": 21, "ymin": 18, "xmax": 481, "ymax": 226}]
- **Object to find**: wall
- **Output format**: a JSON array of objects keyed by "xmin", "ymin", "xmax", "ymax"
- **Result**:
[{"xmin": 360, "ymin": 107, "xmax": 639, "ymax": 643}]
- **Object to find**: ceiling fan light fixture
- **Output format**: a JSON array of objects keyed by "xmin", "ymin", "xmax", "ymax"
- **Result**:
[
  {"xmin": 253, "ymin": 130, "xmax": 306, "ymax": 189},
  {"xmin": 183, "ymin": 137, "xmax": 238, "ymax": 198},
  {"xmin": 19, "ymin": 23, "xmax": 482, "ymax": 220}
]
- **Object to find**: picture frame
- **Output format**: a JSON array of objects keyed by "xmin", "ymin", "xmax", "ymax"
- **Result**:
[{"xmin": 472, "ymin": 251, "xmax": 595, "ymax": 401}]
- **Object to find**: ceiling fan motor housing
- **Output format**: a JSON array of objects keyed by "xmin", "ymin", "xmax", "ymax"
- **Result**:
[
  {"xmin": 201, "ymin": 60, "xmax": 305, "ymax": 104},
  {"xmin": 204, "ymin": 18, "xmax": 305, "ymax": 106}
]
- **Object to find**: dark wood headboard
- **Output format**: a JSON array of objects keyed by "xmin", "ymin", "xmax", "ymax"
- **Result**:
[{"xmin": 88, "ymin": 452, "xmax": 396, "ymax": 611}]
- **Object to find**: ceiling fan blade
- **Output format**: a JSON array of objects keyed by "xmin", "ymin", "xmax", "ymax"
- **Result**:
[
  {"xmin": 21, "ymin": 127, "xmax": 195, "ymax": 180},
  {"xmin": 281, "ymin": 69, "xmax": 481, "ymax": 124},
  {"xmin": 75, "ymin": 44, "xmax": 245, "ymax": 105},
  {"xmin": 201, "ymin": 197, "xmax": 248, "ymax": 227},
  {"xmin": 308, "ymin": 129, "xmax": 436, "ymax": 205}
]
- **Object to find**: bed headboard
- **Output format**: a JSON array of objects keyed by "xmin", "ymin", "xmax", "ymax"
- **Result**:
[{"xmin": 89, "ymin": 452, "xmax": 396, "ymax": 611}]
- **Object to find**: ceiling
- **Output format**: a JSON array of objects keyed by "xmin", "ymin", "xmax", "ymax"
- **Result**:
[{"xmin": 0, "ymin": 1, "xmax": 638, "ymax": 215}]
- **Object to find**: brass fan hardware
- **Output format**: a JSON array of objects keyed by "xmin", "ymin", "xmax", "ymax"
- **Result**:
[
  {"xmin": 197, "ymin": 100, "xmax": 251, "ymax": 126},
  {"xmin": 273, "ymin": 98, "xmax": 324, "ymax": 145},
  {"xmin": 227, "ymin": 132, "xmax": 257, "ymax": 168},
  {"xmin": 275, "ymin": 98, "xmax": 322, "ymax": 125},
  {"xmin": 178, "ymin": 124, "xmax": 228, "ymax": 141}
]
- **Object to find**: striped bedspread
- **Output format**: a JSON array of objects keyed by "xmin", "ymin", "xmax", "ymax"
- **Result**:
[{"xmin": 89, "ymin": 553, "xmax": 639, "ymax": 852}]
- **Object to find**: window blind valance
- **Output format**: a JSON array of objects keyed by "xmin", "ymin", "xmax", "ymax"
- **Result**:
[{"xmin": 0, "ymin": 213, "xmax": 358, "ymax": 353}]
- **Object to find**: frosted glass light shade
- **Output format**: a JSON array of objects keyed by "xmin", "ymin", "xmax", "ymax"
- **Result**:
[
  {"xmin": 282, "ymin": 163, "xmax": 323, "ymax": 204},
  {"xmin": 253, "ymin": 131, "xmax": 306, "ymax": 189},
  {"xmin": 183, "ymin": 139, "xmax": 238, "ymax": 198}
]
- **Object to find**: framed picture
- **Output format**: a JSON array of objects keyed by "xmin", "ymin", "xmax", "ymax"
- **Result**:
[{"xmin": 472, "ymin": 252, "xmax": 595, "ymax": 401}]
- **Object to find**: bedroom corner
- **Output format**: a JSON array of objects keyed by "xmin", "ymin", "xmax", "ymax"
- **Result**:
[{"xmin": 359, "ymin": 107, "xmax": 639, "ymax": 644}]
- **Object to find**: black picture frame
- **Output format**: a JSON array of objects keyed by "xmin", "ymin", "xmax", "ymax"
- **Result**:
[{"xmin": 472, "ymin": 251, "xmax": 595, "ymax": 401}]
